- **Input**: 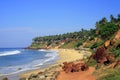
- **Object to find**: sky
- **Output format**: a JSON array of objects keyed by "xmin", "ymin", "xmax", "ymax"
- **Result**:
[{"xmin": 0, "ymin": 0, "xmax": 120, "ymax": 48}]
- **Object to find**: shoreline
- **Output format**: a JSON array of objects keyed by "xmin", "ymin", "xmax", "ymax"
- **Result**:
[{"xmin": 19, "ymin": 48, "xmax": 91, "ymax": 79}]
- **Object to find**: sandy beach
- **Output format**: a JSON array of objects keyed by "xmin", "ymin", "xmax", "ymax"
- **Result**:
[
  {"xmin": 19, "ymin": 49, "xmax": 87, "ymax": 79},
  {"xmin": 57, "ymin": 49, "xmax": 84, "ymax": 63}
]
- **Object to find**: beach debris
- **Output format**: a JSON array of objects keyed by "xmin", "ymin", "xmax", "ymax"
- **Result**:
[
  {"xmin": 62, "ymin": 62, "xmax": 89, "ymax": 73},
  {"xmin": 2, "ymin": 77, "xmax": 8, "ymax": 80}
]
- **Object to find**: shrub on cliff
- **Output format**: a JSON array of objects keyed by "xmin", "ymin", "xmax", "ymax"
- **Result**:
[
  {"xmin": 99, "ymin": 23, "xmax": 119, "ymax": 40},
  {"xmin": 110, "ymin": 44, "xmax": 120, "ymax": 58},
  {"xmin": 75, "ymin": 40, "xmax": 85, "ymax": 48},
  {"xmin": 90, "ymin": 41, "xmax": 104, "ymax": 49},
  {"xmin": 97, "ymin": 68, "xmax": 120, "ymax": 80}
]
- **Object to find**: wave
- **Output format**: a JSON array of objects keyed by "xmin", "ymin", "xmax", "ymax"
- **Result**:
[
  {"xmin": 38, "ymin": 49, "xmax": 47, "ymax": 52},
  {"xmin": 0, "ymin": 50, "xmax": 21, "ymax": 57},
  {"xmin": 0, "ymin": 50, "xmax": 58, "ymax": 76},
  {"xmin": 38, "ymin": 49, "xmax": 58, "ymax": 53},
  {"xmin": 36, "ymin": 51, "xmax": 58, "ymax": 66}
]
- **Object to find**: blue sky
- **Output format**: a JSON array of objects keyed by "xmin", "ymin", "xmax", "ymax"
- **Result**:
[{"xmin": 0, "ymin": 0, "xmax": 120, "ymax": 48}]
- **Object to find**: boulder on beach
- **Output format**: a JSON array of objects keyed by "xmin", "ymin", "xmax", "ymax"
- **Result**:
[
  {"xmin": 28, "ymin": 74, "xmax": 38, "ymax": 80},
  {"xmin": 18, "ymin": 68, "xmax": 22, "ymax": 70},
  {"xmin": 62, "ymin": 62, "xmax": 89, "ymax": 73},
  {"xmin": 2, "ymin": 77, "xmax": 8, "ymax": 80}
]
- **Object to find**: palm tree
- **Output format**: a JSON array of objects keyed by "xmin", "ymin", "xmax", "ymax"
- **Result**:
[{"xmin": 110, "ymin": 15, "xmax": 116, "ymax": 23}]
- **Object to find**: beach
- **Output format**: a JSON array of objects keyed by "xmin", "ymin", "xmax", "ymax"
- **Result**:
[{"xmin": 19, "ymin": 48, "xmax": 92, "ymax": 80}]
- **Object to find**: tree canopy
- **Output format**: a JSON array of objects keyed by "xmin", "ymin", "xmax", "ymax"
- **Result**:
[{"xmin": 30, "ymin": 14, "xmax": 120, "ymax": 48}]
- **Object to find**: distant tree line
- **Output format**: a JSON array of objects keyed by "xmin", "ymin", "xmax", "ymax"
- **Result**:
[
  {"xmin": 31, "ymin": 14, "xmax": 120, "ymax": 48},
  {"xmin": 33, "ymin": 29, "xmax": 96, "ymax": 46}
]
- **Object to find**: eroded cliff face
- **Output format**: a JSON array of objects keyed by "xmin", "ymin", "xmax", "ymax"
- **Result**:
[{"xmin": 115, "ymin": 29, "xmax": 120, "ymax": 40}]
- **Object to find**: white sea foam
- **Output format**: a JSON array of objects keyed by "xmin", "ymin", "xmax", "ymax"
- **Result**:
[
  {"xmin": 38, "ymin": 49, "xmax": 47, "ymax": 52},
  {"xmin": 35, "ymin": 50, "xmax": 58, "ymax": 67},
  {"xmin": 0, "ymin": 50, "xmax": 58, "ymax": 76},
  {"xmin": 0, "ymin": 50, "xmax": 21, "ymax": 57}
]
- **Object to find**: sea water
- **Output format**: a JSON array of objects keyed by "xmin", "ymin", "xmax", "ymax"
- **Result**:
[{"xmin": 0, "ymin": 48, "xmax": 58, "ymax": 76}]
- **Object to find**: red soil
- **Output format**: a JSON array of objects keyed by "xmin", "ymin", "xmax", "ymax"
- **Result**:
[{"xmin": 57, "ymin": 67, "xmax": 96, "ymax": 80}]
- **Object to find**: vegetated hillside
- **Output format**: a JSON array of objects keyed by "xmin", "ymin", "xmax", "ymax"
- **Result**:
[
  {"xmin": 29, "ymin": 14, "xmax": 120, "ymax": 49},
  {"xmin": 29, "ymin": 14, "xmax": 120, "ymax": 80},
  {"xmin": 29, "ymin": 29, "xmax": 96, "ymax": 49}
]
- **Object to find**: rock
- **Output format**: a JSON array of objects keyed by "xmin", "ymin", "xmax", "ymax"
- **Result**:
[
  {"xmin": 62, "ymin": 62, "xmax": 73, "ymax": 73},
  {"xmin": 37, "ymin": 71, "xmax": 43, "ymax": 75},
  {"xmin": 92, "ymin": 47, "xmax": 115, "ymax": 65},
  {"xmin": 28, "ymin": 74, "xmax": 38, "ymax": 80},
  {"xmin": 81, "ymin": 64, "xmax": 89, "ymax": 71},
  {"xmin": 115, "ymin": 29, "xmax": 120, "ymax": 40},
  {"xmin": 93, "ymin": 47, "xmax": 107, "ymax": 63},
  {"xmin": 38, "ymin": 75, "xmax": 45, "ymax": 79},
  {"xmin": 107, "ymin": 54, "xmax": 115, "ymax": 63},
  {"xmin": 19, "ymin": 77, "xmax": 26, "ymax": 80},
  {"xmin": 45, "ymin": 76, "xmax": 55, "ymax": 80},
  {"xmin": 45, "ymin": 73, "xmax": 53, "ymax": 77},
  {"xmin": 62, "ymin": 61, "xmax": 89, "ymax": 73},
  {"xmin": 27, "ymin": 65, "xmax": 61, "ymax": 80},
  {"xmin": 2, "ymin": 77, "xmax": 8, "ymax": 80},
  {"xmin": 53, "ymin": 71, "xmax": 60, "ymax": 78},
  {"xmin": 18, "ymin": 68, "xmax": 22, "ymax": 70},
  {"xmin": 104, "ymin": 40, "xmax": 110, "ymax": 48}
]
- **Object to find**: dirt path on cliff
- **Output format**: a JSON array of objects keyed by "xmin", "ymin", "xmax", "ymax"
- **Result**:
[{"xmin": 57, "ymin": 67, "xmax": 96, "ymax": 80}]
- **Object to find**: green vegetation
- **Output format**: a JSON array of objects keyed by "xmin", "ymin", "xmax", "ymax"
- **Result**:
[
  {"xmin": 31, "ymin": 29, "xmax": 96, "ymax": 48},
  {"xmin": 95, "ymin": 14, "xmax": 120, "ymax": 40},
  {"xmin": 99, "ymin": 23, "xmax": 118, "ymax": 40},
  {"xmin": 96, "ymin": 68, "xmax": 120, "ymax": 80},
  {"xmin": 29, "ymin": 14, "xmax": 120, "ymax": 80},
  {"xmin": 110, "ymin": 44, "xmax": 120, "ymax": 58},
  {"xmin": 87, "ymin": 58, "xmax": 97, "ymax": 67},
  {"xmin": 60, "ymin": 40, "xmax": 79, "ymax": 48},
  {"xmin": 30, "ymin": 14, "xmax": 120, "ymax": 49},
  {"xmin": 75, "ymin": 40, "xmax": 84, "ymax": 47},
  {"xmin": 90, "ymin": 41, "xmax": 104, "ymax": 49}
]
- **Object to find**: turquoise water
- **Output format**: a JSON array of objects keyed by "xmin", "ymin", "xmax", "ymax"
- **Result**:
[{"xmin": 0, "ymin": 48, "xmax": 58, "ymax": 75}]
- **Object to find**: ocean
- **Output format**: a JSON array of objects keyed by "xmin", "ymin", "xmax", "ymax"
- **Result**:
[{"xmin": 0, "ymin": 48, "xmax": 58, "ymax": 76}]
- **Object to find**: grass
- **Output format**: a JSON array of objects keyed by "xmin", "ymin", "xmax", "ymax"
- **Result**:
[
  {"xmin": 95, "ymin": 68, "xmax": 120, "ymax": 80},
  {"xmin": 87, "ymin": 58, "xmax": 97, "ymax": 67},
  {"xmin": 60, "ymin": 40, "xmax": 79, "ymax": 48}
]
